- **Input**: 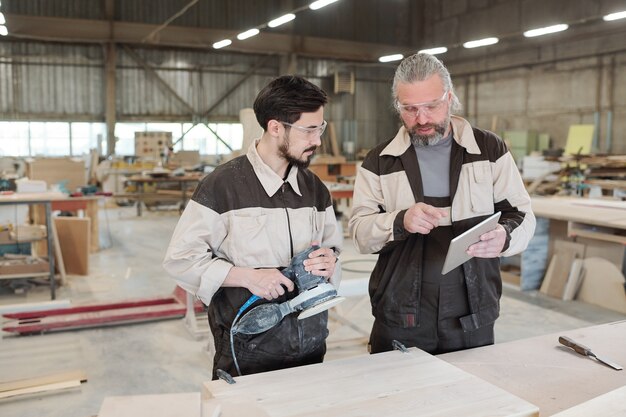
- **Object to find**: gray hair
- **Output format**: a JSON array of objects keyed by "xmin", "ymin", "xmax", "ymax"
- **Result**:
[{"xmin": 392, "ymin": 53, "xmax": 462, "ymax": 114}]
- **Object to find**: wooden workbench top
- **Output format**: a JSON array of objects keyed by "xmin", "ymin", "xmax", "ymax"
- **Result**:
[
  {"xmin": 204, "ymin": 347, "xmax": 538, "ymax": 417},
  {"xmin": 440, "ymin": 320, "xmax": 626, "ymax": 416},
  {"xmin": 531, "ymin": 196, "xmax": 626, "ymax": 229}
]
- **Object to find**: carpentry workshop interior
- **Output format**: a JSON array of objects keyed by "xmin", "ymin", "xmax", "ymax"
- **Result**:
[{"xmin": 1, "ymin": 0, "xmax": 626, "ymax": 416}]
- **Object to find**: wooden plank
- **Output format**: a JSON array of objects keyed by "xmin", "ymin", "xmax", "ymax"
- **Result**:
[
  {"xmin": 0, "ymin": 370, "xmax": 86, "ymax": 393},
  {"xmin": 54, "ymin": 217, "xmax": 90, "ymax": 276},
  {"xmin": 99, "ymin": 393, "xmax": 201, "ymax": 417},
  {"xmin": 562, "ymin": 259, "xmax": 584, "ymax": 301},
  {"xmin": 50, "ymin": 218, "xmax": 66, "ymax": 285},
  {"xmin": 0, "ymin": 379, "xmax": 80, "ymax": 399},
  {"xmin": 440, "ymin": 321, "xmax": 626, "ymax": 416},
  {"xmin": 551, "ymin": 385, "xmax": 626, "ymax": 417},
  {"xmin": 543, "ymin": 240, "xmax": 585, "ymax": 298},
  {"xmin": 577, "ymin": 258, "xmax": 626, "ymax": 314},
  {"xmin": 204, "ymin": 348, "xmax": 538, "ymax": 417},
  {"xmin": 539, "ymin": 254, "xmax": 558, "ymax": 294},
  {"xmin": 98, "ymin": 392, "xmax": 269, "ymax": 417}
]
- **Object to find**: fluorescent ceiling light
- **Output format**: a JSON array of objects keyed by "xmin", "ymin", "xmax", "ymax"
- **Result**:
[
  {"xmin": 0, "ymin": 12, "xmax": 5, "ymax": 25},
  {"xmin": 310, "ymin": 0, "xmax": 339, "ymax": 11},
  {"xmin": 0, "ymin": 25, "xmax": 7, "ymax": 37},
  {"xmin": 523, "ymin": 23, "xmax": 568, "ymax": 38},
  {"xmin": 268, "ymin": 13, "xmax": 295, "ymax": 28},
  {"xmin": 212, "ymin": 39, "xmax": 232, "ymax": 49},
  {"xmin": 603, "ymin": 10, "xmax": 626, "ymax": 21},
  {"xmin": 237, "ymin": 28, "xmax": 260, "ymax": 40},
  {"xmin": 379, "ymin": 54, "xmax": 403, "ymax": 63},
  {"xmin": 418, "ymin": 46, "xmax": 448, "ymax": 55},
  {"xmin": 463, "ymin": 37, "xmax": 499, "ymax": 49}
]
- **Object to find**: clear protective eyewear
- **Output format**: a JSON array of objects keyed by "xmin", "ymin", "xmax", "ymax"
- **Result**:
[
  {"xmin": 395, "ymin": 90, "xmax": 449, "ymax": 117},
  {"xmin": 281, "ymin": 120, "xmax": 328, "ymax": 137}
]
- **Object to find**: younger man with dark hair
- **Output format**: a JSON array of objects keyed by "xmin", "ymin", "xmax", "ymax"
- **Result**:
[{"xmin": 164, "ymin": 75, "xmax": 342, "ymax": 378}]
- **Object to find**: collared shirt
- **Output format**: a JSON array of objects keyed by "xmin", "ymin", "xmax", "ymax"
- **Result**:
[{"xmin": 163, "ymin": 140, "xmax": 343, "ymax": 305}]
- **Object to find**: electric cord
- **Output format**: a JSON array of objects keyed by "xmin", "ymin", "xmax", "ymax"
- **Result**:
[
  {"xmin": 229, "ymin": 294, "xmax": 261, "ymax": 376},
  {"xmin": 340, "ymin": 258, "xmax": 377, "ymax": 274},
  {"xmin": 229, "ymin": 311, "xmax": 243, "ymax": 376}
]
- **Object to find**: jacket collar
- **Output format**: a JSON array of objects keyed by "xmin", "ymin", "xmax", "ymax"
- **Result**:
[
  {"xmin": 246, "ymin": 139, "xmax": 302, "ymax": 197},
  {"xmin": 380, "ymin": 115, "xmax": 481, "ymax": 157}
]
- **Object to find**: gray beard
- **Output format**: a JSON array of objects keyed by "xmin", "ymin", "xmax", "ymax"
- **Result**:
[
  {"xmin": 410, "ymin": 132, "xmax": 444, "ymax": 147},
  {"xmin": 407, "ymin": 115, "xmax": 451, "ymax": 147}
]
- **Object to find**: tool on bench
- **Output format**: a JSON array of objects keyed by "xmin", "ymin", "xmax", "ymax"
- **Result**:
[
  {"xmin": 228, "ymin": 245, "xmax": 345, "ymax": 375},
  {"xmin": 558, "ymin": 336, "xmax": 623, "ymax": 370}
]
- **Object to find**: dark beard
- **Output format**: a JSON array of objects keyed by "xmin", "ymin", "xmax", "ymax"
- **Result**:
[
  {"xmin": 278, "ymin": 138, "xmax": 316, "ymax": 169},
  {"xmin": 407, "ymin": 116, "xmax": 450, "ymax": 147}
]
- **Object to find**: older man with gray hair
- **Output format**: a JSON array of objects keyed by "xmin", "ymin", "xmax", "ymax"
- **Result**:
[{"xmin": 349, "ymin": 53, "xmax": 535, "ymax": 355}]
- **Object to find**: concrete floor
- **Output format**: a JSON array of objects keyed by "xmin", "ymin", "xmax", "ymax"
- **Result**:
[{"xmin": 1, "ymin": 205, "xmax": 624, "ymax": 417}]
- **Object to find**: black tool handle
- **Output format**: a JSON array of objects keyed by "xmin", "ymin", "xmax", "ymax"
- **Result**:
[{"xmin": 559, "ymin": 336, "xmax": 592, "ymax": 357}]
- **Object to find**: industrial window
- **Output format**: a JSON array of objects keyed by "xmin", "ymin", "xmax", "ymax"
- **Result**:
[
  {"xmin": 0, "ymin": 121, "xmax": 104, "ymax": 157},
  {"xmin": 115, "ymin": 122, "xmax": 243, "ymax": 156},
  {"xmin": 0, "ymin": 121, "xmax": 243, "ymax": 157}
]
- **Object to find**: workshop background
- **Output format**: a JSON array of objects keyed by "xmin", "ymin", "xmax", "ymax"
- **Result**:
[{"xmin": 0, "ymin": 1, "xmax": 625, "ymax": 416}]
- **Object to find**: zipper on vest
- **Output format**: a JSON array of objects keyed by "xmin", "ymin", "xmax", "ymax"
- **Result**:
[{"xmin": 281, "ymin": 182, "xmax": 294, "ymax": 259}]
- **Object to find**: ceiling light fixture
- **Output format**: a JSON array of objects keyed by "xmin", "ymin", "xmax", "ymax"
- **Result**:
[
  {"xmin": 310, "ymin": 0, "xmax": 339, "ymax": 11},
  {"xmin": 268, "ymin": 13, "xmax": 296, "ymax": 28},
  {"xmin": 0, "ymin": 25, "xmax": 7, "ymax": 36},
  {"xmin": 0, "ymin": 12, "xmax": 5, "ymax": 25},
  {"xmin": 603, "ymin": 10, "xmax": 626, "ymax": 21},
  {"xmin": 379, "ymin": 54, "xmax": 403, "ymax": 63},
  {"xmin": 212, "ymin": 39, "xmax": 232, "ymax": 49},
  {"xmin": 418, "ymin": 46, "xmax": 448, "ymax": 55},
  {"xmin": 463, "ymin": 37, "xmax": 499, "ymax": 49},
  {"xmin": 237, "ymin": 28, "xmax": 260, "ymax": 40},
  {"xmin": 523, "ymin": 23, "xmax": 568, "ymax": 37}
]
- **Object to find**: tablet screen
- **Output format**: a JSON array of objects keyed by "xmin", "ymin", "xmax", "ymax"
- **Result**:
[{"xmin": 441, "ymin": 212, "xmax": 502, "ymax": 275}]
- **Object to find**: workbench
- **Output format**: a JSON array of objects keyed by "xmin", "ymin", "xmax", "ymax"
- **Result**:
[
  {"xmin": 531, "ymin": 196, "xmax": 626, "ymax": 233},
  {"xmin": 0, "ymin": 193, "xmax": 59, "ymax": 299},
  {"xmin": 98, "ymin": 321, "xmax": 626, "ymax": 416},
  {"xmin": 100, "ymin": 347, "xmax": 538, "ymax": 417},
  {"xmin": 440, "ymin": 320, "xmax": 626, "ymax": 416},
  {"xmin": 527, "ymin": 196, "xmax": 626, "ymax": 312},
  {"xmin": 121, "ymin": 174, "xmax": 203, "ymax": 216}
]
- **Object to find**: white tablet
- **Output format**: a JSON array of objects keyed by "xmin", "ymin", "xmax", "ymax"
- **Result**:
[{"xmin": 441, "ymin": 212, "xmax": 502, "ymax": 275}]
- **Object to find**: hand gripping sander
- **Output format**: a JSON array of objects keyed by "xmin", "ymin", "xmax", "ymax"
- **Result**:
[{"xmin": 231, "ymin": 246, "xmax": 345, "ymax": 335}]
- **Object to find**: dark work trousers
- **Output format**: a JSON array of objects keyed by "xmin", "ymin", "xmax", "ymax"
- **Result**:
[{"xmin": 369, "ymin": 223, "xmax": 494, "ymax": 354}]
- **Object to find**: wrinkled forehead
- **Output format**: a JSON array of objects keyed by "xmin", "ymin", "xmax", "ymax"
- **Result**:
[{"xmin": 396, "ymin": 74, "xmax": 446, "ymax": 104}]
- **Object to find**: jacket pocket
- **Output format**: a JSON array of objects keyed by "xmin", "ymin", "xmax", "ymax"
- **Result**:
[
  {"xmin": 469, "ymin": 161, "xmax": 494, "ymax": 214},
  {"xmin": 224, "ymin": 211, "xmax": 271, "ymax": 267}
]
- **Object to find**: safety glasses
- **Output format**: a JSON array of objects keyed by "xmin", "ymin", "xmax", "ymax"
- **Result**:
[
  {"xmin": 281, "ymin": 120, "xmax": 328, "ymax": 137},
  {"xmin": 395, "ymin": 91, "xmax": 449, "ymax": 118}
]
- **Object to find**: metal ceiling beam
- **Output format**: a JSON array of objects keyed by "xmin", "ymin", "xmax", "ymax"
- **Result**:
[{"xmin": 4, "ymin": 13, "xmax": 400, "ymax": 62}]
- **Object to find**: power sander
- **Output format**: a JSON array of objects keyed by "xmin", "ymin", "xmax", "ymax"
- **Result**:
[{"xmin": 231, "ymin": 245, "xmax": 345, "ymax": 335}]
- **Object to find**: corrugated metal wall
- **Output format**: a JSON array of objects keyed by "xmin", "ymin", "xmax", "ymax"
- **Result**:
[
  {"xmin": 116, "ymin": 48, "xmax": 279, "ymax": 120},
  {"xmin": 0, "ymin": 42, "xmax": 104, "ymax": 119},
  {"xmin": 0, "ymin": 40, "xmax": 399, "ymax": 150},
  {"xmin": 2, "ymin": 0, "xmax": 624, "ymax": 153}
]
